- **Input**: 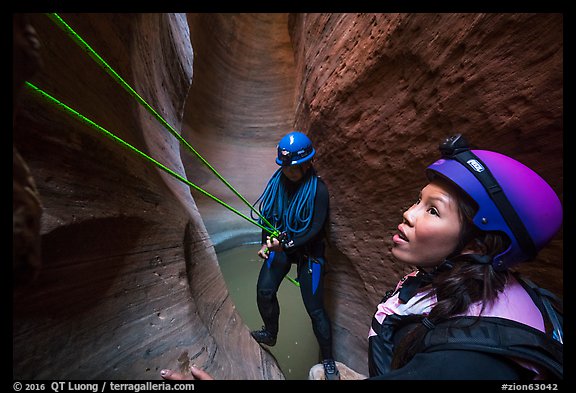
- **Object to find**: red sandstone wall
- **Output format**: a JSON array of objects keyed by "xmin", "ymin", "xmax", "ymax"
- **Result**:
[
  {"xmin": 13, "ymin": 13, "xmax": 283, "ymax": 380},
  {"xmin": 183, "ymin": 13, "xmax": 297, "ymax": 247},
  {"xmin": 289, "ymin": 13, "xmax": 563, "ymax": 373}
]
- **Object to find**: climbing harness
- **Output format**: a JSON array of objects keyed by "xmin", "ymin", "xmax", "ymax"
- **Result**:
[
  {"xmin": 25, "ymin": 13, "xmax": 304, "ymax": 286},
  {"xmin": 265, "ymin": 252, "xmax": 301, "ymax": 288},
  {"xmin": 252, "ymin": 165, "xmax": 319, "ymax": 288},
  {"xmin": 306, "ymin": 255, "xmax": 323, "ymax": 295}
]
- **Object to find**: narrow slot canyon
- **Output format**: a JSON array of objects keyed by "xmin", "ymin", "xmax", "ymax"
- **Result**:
[{"xmin": 13, "ymin": 13, "xmax": 563, "ymax": 380}]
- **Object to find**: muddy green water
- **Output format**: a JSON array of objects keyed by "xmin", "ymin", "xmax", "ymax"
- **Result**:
[{"xmin": 217, "ymin": 243, "xmax": 319, "ymax": 380}]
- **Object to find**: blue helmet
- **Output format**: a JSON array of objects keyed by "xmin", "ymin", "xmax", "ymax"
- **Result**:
[{"xmin": 276, "ymin": 131, "xmax": 316, "ymax": 166}]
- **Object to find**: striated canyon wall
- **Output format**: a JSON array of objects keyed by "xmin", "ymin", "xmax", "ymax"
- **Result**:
[
  {"xmin": 13, "ymin": 13, "xmax": 283, "ymax": 380},
  {"xmin": 13, "ymin": 13, "xmax": 562, "ymax": 379},
  {"xmin": 288, "ymin": 13, "xmax": 563, "ymax": 372}
]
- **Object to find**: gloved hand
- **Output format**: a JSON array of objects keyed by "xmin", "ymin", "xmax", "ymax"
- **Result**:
[{"xmin": 257, "ymin": 232, "xmax": 290, "ymax": 259}]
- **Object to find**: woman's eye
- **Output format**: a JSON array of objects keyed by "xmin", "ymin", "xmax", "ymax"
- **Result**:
[{"xmin": 427, "ymin": 207, "xmax": 439, "ymax": 216}]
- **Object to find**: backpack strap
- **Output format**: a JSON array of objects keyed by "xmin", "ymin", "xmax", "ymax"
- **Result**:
[
  {"xmin": 514, "ymin": 273, "xmax": 563, "ymax": 344},
  {"xmin": 422, "ymin": 316, "xmax": 563, "ymax": 379}
]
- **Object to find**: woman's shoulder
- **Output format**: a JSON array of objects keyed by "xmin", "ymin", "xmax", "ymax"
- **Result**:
[{"xmin": 467, "ymin": 274, "xmax": 545, "ymax": 332}]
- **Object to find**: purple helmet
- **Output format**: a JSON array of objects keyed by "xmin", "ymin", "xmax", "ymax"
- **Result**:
[{"xmin": 426, "ymin": 134, "xmax": 562, "ymax": 270}]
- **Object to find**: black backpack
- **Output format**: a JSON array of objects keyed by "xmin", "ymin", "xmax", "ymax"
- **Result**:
[
  {"xmin": 421, "ymin": 274, "xmax": 563, "ymax": 379},
  {"xmin": 369, "ymin": 273, "xmax": 563, "ymax": 379}
]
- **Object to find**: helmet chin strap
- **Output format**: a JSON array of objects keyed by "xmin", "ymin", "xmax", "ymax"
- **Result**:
[
  {"xmin": 433, "ymin": 233, "xmax": 493, "ymax": 272},
  {"xmin": 461, "ymin": 253, "xmax": 492, "ymax": 265},
  {"xmin": 434, "ymin": 253, "xmax": 493, "ymax": 273},
  {"xmin": 403, "ymin": 251, "xmax": 492, "ymax": 303}
]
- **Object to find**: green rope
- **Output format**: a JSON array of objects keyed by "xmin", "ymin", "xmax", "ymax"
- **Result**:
[
  {"xmin": 285, "ymin": 275, "xmax": 300, "ymax": 287},
  {"xmin": 45, "ymin": 12, "xmax": 277, "ymax": 234},
  {"xmin": 25, "ymin": 81, "xmax": 276, "ymax": 236}
]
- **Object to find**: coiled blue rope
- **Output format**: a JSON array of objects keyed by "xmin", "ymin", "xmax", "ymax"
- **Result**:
[{"xmin": 252, "ymin": 168, "xmax": 317, "ymax": 236}]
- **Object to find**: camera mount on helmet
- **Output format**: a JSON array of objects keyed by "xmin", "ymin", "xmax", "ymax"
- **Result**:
[{"xmin": 439, "ymin": 134, "xmax": 473, "ymax": 157}]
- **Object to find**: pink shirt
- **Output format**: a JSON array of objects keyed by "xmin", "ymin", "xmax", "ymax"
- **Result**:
[
  {"xmin": 465, "ymin": 274, "xmax": 545, "ymax": 331},
  {"xmin": 369, "ymin": 271, "xmax": 544, "ymax": 338},
  {"xmin": 368, "ymin": 271, "xmax": 547, "ymax": 377}
]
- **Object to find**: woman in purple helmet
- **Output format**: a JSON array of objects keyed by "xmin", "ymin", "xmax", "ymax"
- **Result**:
[
  {"xmin": 366, "ymin": 134, "xmax": 563, "ymax": 380},
  {"xmin": 161, "ymin": 134, "xmax": 562, "ymax": 380}
]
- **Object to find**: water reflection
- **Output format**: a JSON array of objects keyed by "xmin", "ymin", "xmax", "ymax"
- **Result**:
[{"xmin": 217, "ymin": 243, "xmax": 319, "ymax": 380}]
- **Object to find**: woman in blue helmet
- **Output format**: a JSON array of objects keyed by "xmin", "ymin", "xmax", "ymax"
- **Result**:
[
  {"xmin": 161, "ymin": 134, "xmax": 562, "ymax": 380},
  {"xmin": 249, "ymin": 131, "xmax": 339, "ymax": 380}
]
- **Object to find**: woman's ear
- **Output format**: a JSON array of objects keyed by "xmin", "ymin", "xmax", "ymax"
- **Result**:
[{"xmin": 447, "ymin": 239, "xmax": 493, "ymax": 267}]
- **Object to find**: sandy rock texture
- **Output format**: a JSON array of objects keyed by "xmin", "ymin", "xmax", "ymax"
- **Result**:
[
  {"xmin": 289, "ymin": 13, "xmax": 563, "ymax": 373},
  {"xmin": 13, "ymin": 13, "xmax": 283, "ymax": 380}
]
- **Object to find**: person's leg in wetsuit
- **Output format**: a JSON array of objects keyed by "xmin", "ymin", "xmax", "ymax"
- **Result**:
[
  {"xmin": 298, "ymin": 256, "xmax": 340, "ymax": 380},
  {"xmin": 252, "ymin": 251, "xmax": 292, "ymax": 345}
]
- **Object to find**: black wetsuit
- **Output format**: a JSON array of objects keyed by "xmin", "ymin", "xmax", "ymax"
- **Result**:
[{"xmin": 255, "ymin": 171, "xmax": 334, "ymax": 360}]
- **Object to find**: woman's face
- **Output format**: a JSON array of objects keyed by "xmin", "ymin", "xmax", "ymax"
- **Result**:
[
  {"xmin": 281, "ymin": 162, "xmax": 310, "ymax": 182},
  {"xmin": 391, "ymin": 178, "xmax": 464, "ymax": 268}
]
